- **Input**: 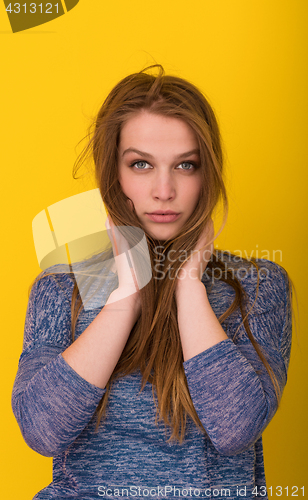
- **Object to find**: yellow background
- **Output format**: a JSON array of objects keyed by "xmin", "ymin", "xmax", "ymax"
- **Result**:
[{"xmin": 1, "ymin": 0, "xmax": 307, "ymax": 497}]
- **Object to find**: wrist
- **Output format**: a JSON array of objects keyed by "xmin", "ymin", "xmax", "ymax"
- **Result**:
[
  {"xmin": 175, "ymin": 275, "xmax": 204, "ymax": 297},
  {"xmin": 106, "ymin": 287, "xmax": 141, "ymax": 316}
]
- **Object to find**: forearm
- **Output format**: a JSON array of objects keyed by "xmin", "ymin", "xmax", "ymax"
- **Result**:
[
  {"xmin": 176, "ymin": 278, "xmax": 268, "ymax": 453},
  {"xmin": 62, "ymin": 287, "xmax": 141, "ymax": 389},
  {"xmin": 12, "ymin": 273, "xmax": 141, "ymax": 456},
  {"xmin": 12, "ymin": 349, "xmax": 106, "ymax": 456},
  {"xmin": 176, "ymin": 276, "xmax": 289, "ymax": 455},
  {"xmin": 12, "ymin": 287, "xmax": 140, "ymax": 456},
  {"xmin": 183, "ymin": 339, "xmax": 272, "ymax": 455},
  {"xmin": 175, "ymin": 277, "xmax": 228, "ymax": 362}
]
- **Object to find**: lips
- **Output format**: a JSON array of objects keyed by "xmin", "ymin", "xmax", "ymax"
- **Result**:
[
  {"xmin": 147, "ymin": 211, "xmax": 179, "ymax": 215},
  {"xmin": 145, "ymin": 213, "xmax": 181, "ymax": 223}
]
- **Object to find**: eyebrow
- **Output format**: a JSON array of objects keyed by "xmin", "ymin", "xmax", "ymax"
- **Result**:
[{"xmin": 121, "ymin": 148, "xmax": 200, "ymax": 159}]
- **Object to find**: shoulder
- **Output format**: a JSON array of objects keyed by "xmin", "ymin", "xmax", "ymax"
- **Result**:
[
  {"xmin": 22, "ymin": 266, "xmax": 77, "ymax": 350},
  {"xmin": 30, "ymin": 264, "xmax": 76, "ymax": 308},
  {"xmin": 209, "ymin": 251, "xmax": 291, "ymax": 314},
  {"xmin": 30, "ymin": 251, "xmax": 118, "ymax": 313}
]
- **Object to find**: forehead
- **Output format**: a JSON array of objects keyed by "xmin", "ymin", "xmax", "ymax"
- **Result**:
[{"xmin": 119, "ymin": 110, "xmax": 198, "ymax": 150}]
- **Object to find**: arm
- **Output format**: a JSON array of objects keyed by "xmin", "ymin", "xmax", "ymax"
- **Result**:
[
  {"xmin": 176, "ymin": 264, "xmax": 292, "ymax": 456},
  {"xmin": 176, "ymin": 278, "xmax": 228, "ymax": 361},
  {"xmin": 11, "ymin": 274, "xmax": 140, "ymax": 457},
  {"xmin": 175, "ymin": 219, "xmax": 228, "ymax": 361},
  {"xmin": 61, "ymin": 214, "xmax": 142, "ymax": 388},
  {"xmin": 12, "ymin": 214, "xmax": 141, "ymax": 457},
  {"xmin": 61, "ymin": 285, "xmax": 140, "ymax": 389}
]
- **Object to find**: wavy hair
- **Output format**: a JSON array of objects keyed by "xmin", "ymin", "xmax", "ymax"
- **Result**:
[
  {"xmin": 70, "ymin": 64, "xmax": 284, "ymax": 440},
  {"xmin": 33, "ymin": 65, "xmax": 283, "ymax": 442}
]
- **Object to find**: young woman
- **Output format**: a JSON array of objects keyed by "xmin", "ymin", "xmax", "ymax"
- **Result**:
[{"xmin": 12, "ymin": 65, "xmax": 292, "ymax": 500}]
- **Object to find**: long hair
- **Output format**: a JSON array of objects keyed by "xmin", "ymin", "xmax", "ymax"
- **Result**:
[
  {"xmin": 70, "ymin": 64, "xmax": 283, "ymax": 441},
  {"xmin": 34, "ymin": 65, "xmax": 283, "ymax": 442}
]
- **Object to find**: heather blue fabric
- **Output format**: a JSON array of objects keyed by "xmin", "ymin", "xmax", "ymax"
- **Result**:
[{"xmin": 11, "ymin": 253, "xmax": 292, "ymax": 500}]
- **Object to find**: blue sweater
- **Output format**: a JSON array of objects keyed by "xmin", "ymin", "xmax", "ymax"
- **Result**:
[{"xmin": 11, "ymin": 253, "xmax": 292, "ymax": 500}]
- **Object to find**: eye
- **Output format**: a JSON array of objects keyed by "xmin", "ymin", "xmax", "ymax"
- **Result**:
[
  {"xmin": 130, "ymin": 160, "xmax": 150, "ymax": 170},
  {"xmin": 129, "ymin": 160, "xmax": 198, "ymax": 171},
  {"xmin": 177, "ymin": 162, "xmax": 196, "ymax": 171}
]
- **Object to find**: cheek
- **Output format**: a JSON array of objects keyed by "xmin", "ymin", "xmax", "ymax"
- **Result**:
[
  {"xmin": 120, "ymin": 181, "xmax": 142, "ymax": 207},
  {"xmin": 195, "ymin": 175, "xmax": 203, "ymax": 200},
  {"xmin": 187, "ymin": 180, "xmax": 202, "ymax": 204},
  {"xmin": 129, "ymin": 188, "xmax": 144, "ymax": 209},
  {"xmin": 118, "ymin": 170, "xmax": 131, "ymax": 197}
]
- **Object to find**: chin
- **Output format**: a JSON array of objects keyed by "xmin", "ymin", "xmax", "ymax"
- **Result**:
[{"xmin": 145, "ymin": 227, "xmax": 179, "ymax": 242}]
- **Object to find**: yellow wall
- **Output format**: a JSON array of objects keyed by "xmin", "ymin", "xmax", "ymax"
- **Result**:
[{"xmin": 1, "ymin": 0, "xmax": 307, "ymax": 497}]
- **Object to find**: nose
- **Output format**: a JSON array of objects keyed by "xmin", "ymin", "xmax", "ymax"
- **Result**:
[{"xmin": 151, "ymin": 171, "xmax": 176, "ymax": 201}]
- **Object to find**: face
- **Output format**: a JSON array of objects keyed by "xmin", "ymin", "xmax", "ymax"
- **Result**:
[{"xmin": 118, "ymin": 110, "xmax": 202, "ymax": 241}]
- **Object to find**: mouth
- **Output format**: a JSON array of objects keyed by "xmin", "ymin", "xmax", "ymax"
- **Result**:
[
  {"xmin": 147, "ymin": 210, "xmax": 179, "ymax": 215},
  {"xmin": 145, "ymin": 213, "xmax": 181, "ymax": 223}
]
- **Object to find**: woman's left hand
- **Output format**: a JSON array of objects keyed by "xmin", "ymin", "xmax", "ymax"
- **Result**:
[{"xmin": 176, "ymin": 219, "xmax": 214, "ymax": 284}]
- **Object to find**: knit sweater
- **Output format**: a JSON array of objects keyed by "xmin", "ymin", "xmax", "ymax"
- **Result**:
[{"xmin": 11, "ymin": 253, "xmax": 292, "ymax": 500}]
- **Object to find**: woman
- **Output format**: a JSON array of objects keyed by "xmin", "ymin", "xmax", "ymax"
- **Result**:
[{"xmin": 12, "ymin": 65, "xmax": 292, "ymax": 499}]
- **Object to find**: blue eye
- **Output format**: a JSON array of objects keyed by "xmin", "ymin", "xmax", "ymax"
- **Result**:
[
  {"xmin": 178, "ymin": 162, "xmax": 195, "ymax": 170},
  {"xmin": 129, "ymin": 160, "xmax": 197, "ymax": 171},
  {"xmin": 130, "ymin": 161, "xmax": 149, "ymax": 170}
]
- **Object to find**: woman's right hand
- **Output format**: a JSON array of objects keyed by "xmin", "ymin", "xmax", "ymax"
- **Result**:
[{"xmin": 105, "ymin": 214, "xmax": 141, "ymax": 308}]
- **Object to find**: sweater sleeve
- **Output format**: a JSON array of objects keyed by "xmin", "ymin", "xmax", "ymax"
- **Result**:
[
  {"xmin": 183, "ymin": 262, "xmax": 292, "ymax": 456},
  {"xmin": 11, "ymin": 274, "xmax": 106, "ymax": 457}
]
